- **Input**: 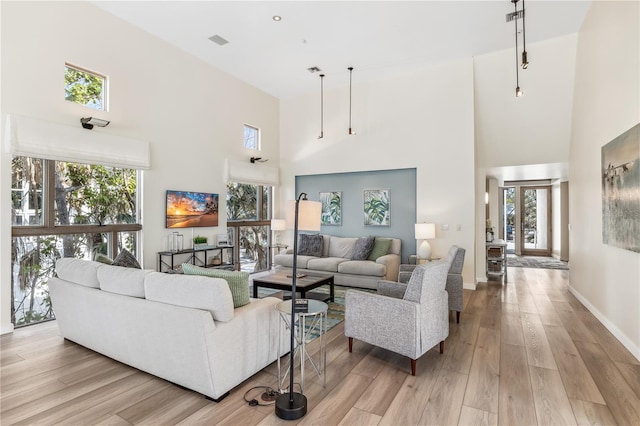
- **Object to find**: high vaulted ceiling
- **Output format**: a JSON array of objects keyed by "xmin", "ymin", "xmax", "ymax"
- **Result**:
[{"xmin": 93, "ymin": 0, "xmax": 592, "ymax": 100}]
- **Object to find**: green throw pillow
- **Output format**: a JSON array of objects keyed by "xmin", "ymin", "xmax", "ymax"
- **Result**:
[
  {"xmin": 94, "ymin": 253, "xmax": 113, "ymax": 265},
  {"xmin": 181, "ymin": 263, "xmax": 250, "ymax": 308},
  {"xmin": 368, "ymin": 238, "xmax": 392, "ymax": 261}
]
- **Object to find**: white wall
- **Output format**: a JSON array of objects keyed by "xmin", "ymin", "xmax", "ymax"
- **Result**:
[
  {"xmin": 569, "ymin": 0, "xmax": 640, "ymax": 359},
  {"xmin": 0, "ymin": 1, "xmax": 279, "ymax": 333},
  {"xmin": 279, "ymin": 60, "xmax": 477, "ymax": 287},
  {"xmin": 474, "ymin": 34, "xmax": 577, "ymax": 169}
]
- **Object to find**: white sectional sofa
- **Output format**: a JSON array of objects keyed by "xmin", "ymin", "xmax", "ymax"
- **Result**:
[
  {"xmin": 274, "ymin": 235, "xmax": 401, "ymax": 289},
  {"xmin": 48, "ymin": 258, "xmax": 285, "ymax": 401}
]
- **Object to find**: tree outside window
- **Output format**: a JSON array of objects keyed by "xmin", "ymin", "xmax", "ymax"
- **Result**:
[
  {"xmin": 65, "ymin": 64, "xmax": 106, "ymax": 110},
  {"xmin": 243, "ymin": 125, "xmax": 260, "ymax": 150}
]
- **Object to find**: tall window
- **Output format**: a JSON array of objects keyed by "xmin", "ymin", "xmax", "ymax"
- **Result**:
[
  {"xmin": 243, "ymin": 124, "xmax": 260, "ymax": 150},
  {"xmin": 11, "ymin": 157, "xmax": 141, "ymax": 326},
  {"xmin": 65, "ymin": 64, "xmax": 107, "ymax": 111},
  {"xmin": 226, "ymin": 182, "xmax": 271, "ymax": 272}
]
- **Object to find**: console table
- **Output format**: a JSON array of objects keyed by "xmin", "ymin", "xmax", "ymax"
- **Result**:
[
  {"xmin": 486, "ymin": 240, "xmax": 508, "ymax": 281},
  {"xmin": 157, "ymin": 246, "xmax": 235, "ymax": 273}
]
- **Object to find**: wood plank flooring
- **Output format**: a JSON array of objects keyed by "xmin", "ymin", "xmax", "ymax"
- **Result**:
[{"xmin": 2, "ymin": 267, "xmax": 639, "ymax": 425}]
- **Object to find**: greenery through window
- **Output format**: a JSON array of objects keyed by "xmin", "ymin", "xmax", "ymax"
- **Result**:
[
  {"xmin": 227, "ymin": 181, "xmax": 271, "ymax": 273},
  {"xmin": 65, "ymin": 64, "xmax": 106, "ymax": 110},
  {"xmin": 11, "ymin": 156, "xmax": 141, "ymax": 327},
  {"xmin": 243, "ymin": 124, "xmax": 260, "ymax": 150}
]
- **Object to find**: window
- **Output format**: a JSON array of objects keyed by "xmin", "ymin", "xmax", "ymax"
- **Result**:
[
  {"xmin": 243, "ymin": 124, "xmax": 260, "ymax": 150},
  {"xmin": 226, "ymin": 182, "xmax": 271, "ymax": 273},
  {"xmin": 11, "ymin": 156, "xmax": 141, "ymax": 327},
  {"xmin": 65, "ymin": 64, "xmax": 107, "ymax": 111}
]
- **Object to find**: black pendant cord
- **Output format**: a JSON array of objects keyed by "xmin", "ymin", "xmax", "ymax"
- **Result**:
[
  {"xmin": 514, "ymin": 0, "xmax": 520, "ymax": 94},
  {"xmin": 348, "ymin": 67, "xmax": 355, "ymax": 135},
  {"xmin": 318, "ymin": 74, "xmax": 324, "ymax": 139},
  {"xmin": 521, "ymin": 0, "xmax": 528, "ymax": 68}
]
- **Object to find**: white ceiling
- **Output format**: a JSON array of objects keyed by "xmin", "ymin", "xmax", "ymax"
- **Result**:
[
  {"xmin": 92, "ymin": 0, "xmax": 590, "ymax": 183},
  {"xmin": 93, "ymin": 0, "xmax": 592, "ymax": 100}
]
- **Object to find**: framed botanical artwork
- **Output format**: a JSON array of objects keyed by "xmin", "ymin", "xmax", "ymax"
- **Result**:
[
  {"xmin": 319, "ymin": 191, "xmax": 342, "ymax": 226},
  {"xmin": 364, "ymin": 189, "xmax": 390, "ymax": 226}
]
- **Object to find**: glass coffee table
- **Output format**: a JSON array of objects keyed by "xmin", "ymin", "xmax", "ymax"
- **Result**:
[
  {"xmin": 252, "ymin": 271, "xmax": 335, "ymax": 302},
  {"xmin": 276, "ymin": 299, "xmax": 327, "ymax": 393}
]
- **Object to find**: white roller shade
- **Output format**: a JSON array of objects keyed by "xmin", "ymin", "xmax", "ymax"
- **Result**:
[
  {"xmin": 224, "ymin": 158, "xmax": 279, "ymax": 186},
  {"xmin": 4, "ymin": 114, "xmax": 150, "ymax": 170}
]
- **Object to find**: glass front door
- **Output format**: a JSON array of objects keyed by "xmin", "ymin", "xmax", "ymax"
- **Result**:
[{"xmin": 520, "ymin": 186, "xmax": 551, "ymax": 256}]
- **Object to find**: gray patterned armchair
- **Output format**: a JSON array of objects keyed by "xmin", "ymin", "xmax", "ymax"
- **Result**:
[
  {"xmin": 398, "ymin": 246, "xmax": 465, "ymax": 323},
  {"xmin": 345, "ymin": 260, "xmax": 449, "ymax": 376}
]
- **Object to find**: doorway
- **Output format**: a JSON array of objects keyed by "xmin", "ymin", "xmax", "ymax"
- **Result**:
[
  {"xmin": 500, "ymin": 185, "xmax": 552, "ymax": 256},
  {"xmin": 520, "ymin": 186, "xmax": 551, "ymax": 256}
]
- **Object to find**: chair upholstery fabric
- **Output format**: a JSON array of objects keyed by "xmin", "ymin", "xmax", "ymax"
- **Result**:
[
  {"xmin": 345, "ymin": 261, "xmax": 449, "ymax": 368},
  {"xmin": 398, "ymin": 246, "xmax": 466, "ymax": 317}
]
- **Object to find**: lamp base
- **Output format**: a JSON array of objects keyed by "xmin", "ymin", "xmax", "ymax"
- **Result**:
[
  {"xmin": 275, "ymin": 392, "xmax": 307, "ymax": 420},
  {"xmin": 417, "ymin": 240, "xmax": 432, "ymax": 260}
]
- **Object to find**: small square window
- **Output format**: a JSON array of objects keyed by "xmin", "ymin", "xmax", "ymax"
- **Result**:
[
  {"xmin": 65, "ymin": 64, "xmax": 106, "ymax": 111},
  {"xmin": 244, "ymin": 124, "xmax": 260, "ymax": 150}
]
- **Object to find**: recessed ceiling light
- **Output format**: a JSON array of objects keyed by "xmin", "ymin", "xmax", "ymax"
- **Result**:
[{"xmin": 272, "ymin": 15, "xmax": 282, "ymax": 21}]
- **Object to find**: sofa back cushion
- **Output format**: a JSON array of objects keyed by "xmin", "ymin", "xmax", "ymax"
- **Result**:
[
  {"xmin": 98, "ymin": 264, "xmax": 148, "ymax": 298},
  {"xmin": 328, "ymin": 236, "xmax": 358, "ymax": 258},
  {"xmin": 55, "ymin": 258, "xmax": 103, "ymax": 288},
  {"xmin": 181, "ymin": 263, "xmax": 250, "ymax": 308},
  {"xmin": 144, "ymin": 271, "xmax": 234, "ymax": 322}
]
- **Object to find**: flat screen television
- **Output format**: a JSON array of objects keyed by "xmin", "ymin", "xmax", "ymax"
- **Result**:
[{"xmin": 166, "ymin": 190, "xmax": 219, "ymax": 229}]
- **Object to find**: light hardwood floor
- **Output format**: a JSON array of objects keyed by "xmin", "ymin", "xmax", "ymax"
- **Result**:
[{"xmin": 2, "ymin": 267, "xmax": 639, "ymax": 425}]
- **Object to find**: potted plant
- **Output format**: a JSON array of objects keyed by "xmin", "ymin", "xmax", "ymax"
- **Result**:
[{"xmin": 193, "ymin": 236, "xmax": 208, "ymax": 250}]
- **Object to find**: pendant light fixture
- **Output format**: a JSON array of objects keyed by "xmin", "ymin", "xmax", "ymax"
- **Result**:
[
  {"xmin": 318, "ymin": 74, "xmax": 325, "ymax": 139},
  {"xmin": 521, "ymin": 0, "xmax": 528, "ymax": 69},
  {"xmin": 512, "ymin": 0, "xmax": 524, "ymax": 97},
  {"xmin": 347, "ymin": 67, "xmax": 356, "ymax": 135}
]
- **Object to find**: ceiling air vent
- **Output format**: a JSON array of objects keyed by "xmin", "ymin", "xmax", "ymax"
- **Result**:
[
  {"xmin": 208, "ymin": 34, "xmax": 229, "ymax": 46},
  {"xmin": 307, "ymin": 66, "xmax": 322, "ymax": 73}
]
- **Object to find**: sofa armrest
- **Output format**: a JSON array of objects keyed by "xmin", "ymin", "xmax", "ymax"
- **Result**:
[
  {"xmin": 376, "ymin": 253, "xmax": 400, "ymax": 281},
  {"xmin": 377, "ymin": 280, "xmax": 407, "ymax": 299}
]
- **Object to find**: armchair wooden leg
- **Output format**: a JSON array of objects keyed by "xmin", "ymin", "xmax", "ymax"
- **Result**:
[
  {"xmin": 348, "ymin": 337, "xmax": 353, "ymax": 353},
  {"xmin": 440, "ymin": 341, "xmax": 445, "ymax": 354},
  {"xmin": 410, "ymin": 359, "xmax": 416, "ymax": 376},
  {"xmin": 456, "ymin": 311, "xmax": 460, "ymax": 323}
]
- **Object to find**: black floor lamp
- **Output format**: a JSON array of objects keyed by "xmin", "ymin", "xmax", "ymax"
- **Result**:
[{"xmin": 275, "ymin": 192, "xmax": 321, "ymax": 420}]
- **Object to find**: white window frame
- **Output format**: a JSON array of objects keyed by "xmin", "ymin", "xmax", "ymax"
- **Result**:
[
  {"xmin": 64, "ymin": 63, "xmax": 108, "ymax": 111},
  {"xmin": 243, "ymin": 124, "xmax": 260, "ymax": 151}
]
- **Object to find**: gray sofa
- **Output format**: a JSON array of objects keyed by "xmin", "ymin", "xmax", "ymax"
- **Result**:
[{"xmin": 274, "ymin": 234, "xmax": 401, "ymax": 289}]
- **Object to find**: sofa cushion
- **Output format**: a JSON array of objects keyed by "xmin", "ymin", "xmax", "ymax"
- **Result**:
[
  {"xmin": 97, "ymin": 264, "xmax": 148, "ymax": 298},
  {"xmin": 338, "ymin": 260, "xmax": 386, "ymax": 277},
  {"xmin": 307, "ymin": 257, "xmax": 349, "ymax": 273},
  {"xmin": 55, "ymin": 258, "xmax": 103, "ymax": 288},
  {"xmin": 351, "ymin": 236, "xmax": 375, "ymax": 260},
  {"xmin": 328, "ymin": 237, "xmax": 358, "ymax": 258},
  {"xmin": 321, "ymin": 234, "xmax": 331, "ymax": 257},
  {"xmin": 112, "ymin": 249, "xmax": 141, "ymax": 269},
  {"xmin": 274, "ymin": 254, "xmax": 314, "ymax": 269},
  {"xmin": 368, "ymin": 238, "xmax": 392, "ymax": 260},
  {"xmin": 298, "ymin": 234, "xmax": 323, "ymax": 257},
  {"xmin": 144, "ymin": 271, "xmax": 234, "ymax": 322},
  {"xmin": 181, "ymin": 263, "xmax": 250, "ymax": 308}
]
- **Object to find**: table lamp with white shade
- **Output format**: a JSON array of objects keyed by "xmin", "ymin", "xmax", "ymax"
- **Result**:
[
  {"xmin": 271, "ymin": 218, "xmax": 286, "ymax": 245},
  {"xmin": 275, "ymin": 193, "xmax": 321, "ymax": 420},
  {"xmin": 415, "ymin": 223, "xmax": 436, "ymax": 260}
]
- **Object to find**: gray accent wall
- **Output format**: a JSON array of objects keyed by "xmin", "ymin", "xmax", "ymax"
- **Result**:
[{"xmin": 296, "ymin": 168, "xmax": 417, "ymax": 262}]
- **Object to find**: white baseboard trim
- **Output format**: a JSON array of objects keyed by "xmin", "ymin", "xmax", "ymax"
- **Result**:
[
  {"xmin": 1, "ymin": 323, "xmax": 14, "ymax": 335},
  {"xmin": 465, "ymin": 282, "xmax": 477, "ymax": 290},
  {"xmin": 568, "ymin": 284, "xmax": 640, "ymax": 362}
]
